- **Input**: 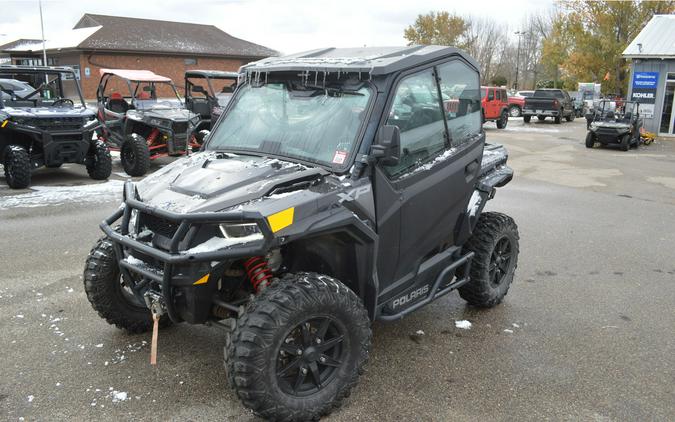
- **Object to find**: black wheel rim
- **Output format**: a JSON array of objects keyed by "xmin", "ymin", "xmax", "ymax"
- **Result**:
[
  {"xmin": 489, "ymin": 236, "xmax": 513, "ymax": 287},
  {"xmin": 123, "ymin": 145, "xmax": 136, "ymax": 168},
  {"xmin": 275, "ymin": 316, "xmax": 346, "ymax": 397}
]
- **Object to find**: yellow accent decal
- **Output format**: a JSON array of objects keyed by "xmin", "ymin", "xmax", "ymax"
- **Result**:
[
  {"xmin": 267, "ymin": 207, "xmax": 295, "ymax": 233},
  {"xmin": 1, "ymin": 120, "xmax": 7, "ymax": 128},
  {"xmin": 193, "ymin": 273, "xmax": 210, "ymax": 285}
]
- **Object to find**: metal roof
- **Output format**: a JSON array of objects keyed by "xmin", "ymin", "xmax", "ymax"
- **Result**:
[
  {"xmin": 100, "ymin": 68, "xmax": 172, "ymax": 82},
  {"xmin": 623, "ymin": 14, "xmax": 675, "ymax": 58},
  {"xmin": 185, "ymin": 70, "xmax": 239, "ymax": 79},
  {"xmin": 240, "ymin": 45, "xmax": 479, "ymax": 76}
]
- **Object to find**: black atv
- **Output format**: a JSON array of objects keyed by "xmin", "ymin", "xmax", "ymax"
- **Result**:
[
  {"xmin": 586, "ymin": 101, "xmax": 642, "ymax": 151},
  {"xmin": 184, "ymin": 70, "xmax": 238, "ymax": 145},
  {"xmin": 84, "ymin": 46, "xmax": 520, "ymax": 421},
  {"xmin": 0, "ymin": 65, "xmax": 111, "ymax": 189},
  {"xmin": 96, "ymin": 69, "xmax": 200, "ymax": 177}
]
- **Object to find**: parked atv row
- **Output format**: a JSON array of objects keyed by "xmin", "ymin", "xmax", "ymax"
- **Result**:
[{"xmin": 1, "ymin": 65, "xmax": 238, "ymax": 188}]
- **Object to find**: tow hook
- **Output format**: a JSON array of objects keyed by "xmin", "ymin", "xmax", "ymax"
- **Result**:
[{"xmin": 144, "ymin": 292, "xmax": 165, "ymax": 365}]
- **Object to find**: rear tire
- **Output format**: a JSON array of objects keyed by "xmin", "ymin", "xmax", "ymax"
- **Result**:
[
  {"xmin": 523, "ymin": 115, "xmax": 531, "ymax": 123},
  {"xmin": 3, "ymin": 145, "xmax": 31, "ymax": 189},
  {"xmin": 496, "ymin": 111, "xmax": 508, "ymax": 129},
  {"xmin": 537, "ymin": 115, "xmax": 545, "ymax": 121},
  {"xmin": 566, "ymin": 112, "xmax": 574, "ymax": 122},
  {"xmin": 585, "ymin": 132, "xmax": 596, "ymax": 148},
  {"xmin": 459, "ymin": 212, "xmax": 519, "ymax": 308},
  {"xmin": 121, "ymin": 133, "xmax": 150, "ymax": 177},
  {"xmin": 225, "ymin": 273, "xmax": 371, "ymax": 421},
  {"xmin": 86, "ymin": 140, "xmax": 112, "ymax": 180},
  {"xmin": 83, "ymin": 236, "xmax": 171, "ymax": 333}
]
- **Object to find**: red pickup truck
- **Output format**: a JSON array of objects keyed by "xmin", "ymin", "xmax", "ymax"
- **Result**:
[{"xmin": 481, "ymin": 86, "xmax": 509, "ymax": 129}]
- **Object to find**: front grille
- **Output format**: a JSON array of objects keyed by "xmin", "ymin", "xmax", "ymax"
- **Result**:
[
  {"xmin": 32, "ymin": 117, "xmax": 84, "ymax": 131},
  {"xmin": 172, "ymin": 121, "xmax": 188, "ymax": 134},
  {"xmin": 138, "ymin": 213, "xmax": 179, "ymax": 238}
]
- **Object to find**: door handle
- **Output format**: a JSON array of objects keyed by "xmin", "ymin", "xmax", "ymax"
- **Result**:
[{"xmin": 465, "ymin": 160, "xmax": 479, "ymax": 176}]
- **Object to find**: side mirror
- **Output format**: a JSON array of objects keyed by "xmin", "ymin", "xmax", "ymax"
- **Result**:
[{"xmin": 370, "ymin": 125, "xmax": 400, "ymax": 166}]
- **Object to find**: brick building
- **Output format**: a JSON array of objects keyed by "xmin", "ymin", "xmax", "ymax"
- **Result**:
[{"xmin": 0, "ymin": 13, "xmax": 277, "ymax": 99}]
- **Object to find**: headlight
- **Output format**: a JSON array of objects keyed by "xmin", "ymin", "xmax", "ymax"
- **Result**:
[
  {"xmin": 148, "ymin": 118, "xmax": 171, "ymax": 128},
  {"xmin": 219, "ymin": 223, "xmax": 262, "ymax": 240}
]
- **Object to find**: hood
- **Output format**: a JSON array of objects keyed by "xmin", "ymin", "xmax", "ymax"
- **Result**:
[
  {"xmin": 136, "ymin": 152, "xmax": 330, "ymax": 213},
  {"xmin": 3, "ymin": 106, "xmax": 94, "ymax": 119}
]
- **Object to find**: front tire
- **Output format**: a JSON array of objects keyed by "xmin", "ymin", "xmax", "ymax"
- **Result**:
[
  {"xmin": 459, "ymin": 212, "xmax": 519, "ymax": 308},
  {"xmin": 585, "ymin": 132, "xmax": 596, "ymax": 148},
  {"xmin": 121, "ymin": 134, "xmax": 150, "ymax": 177},
  {"xmin": 226, "ymin": 273, "xmax": 371, "ymax": 421},
  {"xmin": 86, "ymin": 140, "xmax": 112, "ymax": 180},
  {"xmin": 509, "ymin": 105, "xmax": 521, "ymax": 117},
  {"xmin": 496, "ymin": 111, "xmax": 508, "ymax": 129},
  {"xmin": 3, "ymin": 145, "xmax": 31, "ymax": 189},
  {"xmin": 523, "ymin": 115, "xmax": 531, "ymax": 123},
  {"xmin": 554, "ymin": 111, "xmax": 562, "ymax": 124},
  {"xmin": 620, "ymin": 134, "xmax": 630, "ymax": 151},
  {"xmin": 83, "ymin": 236, "xmax": 170, "ymax": 333}
]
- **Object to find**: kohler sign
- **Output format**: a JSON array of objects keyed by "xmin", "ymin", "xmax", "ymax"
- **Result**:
[{"xmin": 631, "ymin": 71, "xmax": 658, "ymax": 105}]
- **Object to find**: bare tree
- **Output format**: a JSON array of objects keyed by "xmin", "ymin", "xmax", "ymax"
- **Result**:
[{"xmin": 462, "ymin": 16, "xmax": 509, "ymax": 85}]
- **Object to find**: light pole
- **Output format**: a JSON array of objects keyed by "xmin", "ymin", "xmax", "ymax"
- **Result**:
[
  {"xmin": 514, "ymin": 31, "xmax": 527, "ymax": 91},
  {"xmin": 39, "ymin": 0, "xmax": 47, "ymax": 67}
]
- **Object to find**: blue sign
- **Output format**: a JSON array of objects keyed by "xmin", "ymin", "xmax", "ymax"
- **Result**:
[{"xmin": 633, "ymin": 72, "xmax": 659, "ymax": 89}]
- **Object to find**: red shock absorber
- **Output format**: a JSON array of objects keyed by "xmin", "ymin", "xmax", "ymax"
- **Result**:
[
  {"xmin": 243, "ymin": 256, "xmax": 273, "ymax": 292},
  {"xmin": 146, "ymin": 128, "xmax": 160, "ymax": 145}
]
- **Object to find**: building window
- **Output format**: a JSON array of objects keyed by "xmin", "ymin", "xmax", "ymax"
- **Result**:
[
  {"xmin": 14, "ymin": 57, "xmax": 56, "ymax": 66},
  {"xmin": 184, "ymin": 58, "xmax": 197, "ymax": 65}
]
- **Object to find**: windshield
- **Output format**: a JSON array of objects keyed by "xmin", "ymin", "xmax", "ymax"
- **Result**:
[
  {"xmin": 0, "ymin": 71, "xmax": 85, "ymax": 108},
  {"xmin": 132, "ymin": 81, "xmax": 183, "ymax": 110},
  {"xmin": 207, "ymin": 82, "xmax": 371, "ymax": 167}
]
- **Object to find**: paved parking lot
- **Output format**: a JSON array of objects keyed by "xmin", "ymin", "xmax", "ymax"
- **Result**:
[{"xmin": 1, "ymin": 118, "xmax": 674, "ymax": 421}]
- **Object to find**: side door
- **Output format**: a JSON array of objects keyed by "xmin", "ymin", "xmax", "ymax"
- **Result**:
[
  {"xmin": 486, "ymin": 88, "xmax": 496, "ymax": 118},
  {"xmin": 97, "ymin": 75, "xmax": 127, "ymax": 142},
  {"xmin": 373, "ymin": 58, "xmax": 484, "ymax": 299}
]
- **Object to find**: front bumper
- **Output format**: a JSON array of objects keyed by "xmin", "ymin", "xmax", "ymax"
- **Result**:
[
  {"xmin": 101, "ymin": 181, "xmax": 274, "ymax": 323},
  {"xmin": 5, "ymin": 120, "xmax": 99, "ymax": 166}
]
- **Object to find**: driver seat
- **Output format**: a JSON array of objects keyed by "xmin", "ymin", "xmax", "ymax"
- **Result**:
[{"xmin": 107, "ymin": 92, "xmax": 129, "ymax": 113}]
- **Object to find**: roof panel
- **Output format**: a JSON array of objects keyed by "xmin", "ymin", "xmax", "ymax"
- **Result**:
[
  {"xmin": 623, "ymin": 14, "xmax": 675, "ymax": 58},
  {"xmin": 240, "ymin": 45, "xmax": 478, "ymax": 76},
  {"xmin": 100, "ymin": 68, "xmax": 172, "ymax": 82}
]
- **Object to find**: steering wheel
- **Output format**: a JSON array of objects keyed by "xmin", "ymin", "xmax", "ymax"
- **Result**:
[{"xmin": 52, "ymin": 98, "xmax": 74, "ymax": 107}]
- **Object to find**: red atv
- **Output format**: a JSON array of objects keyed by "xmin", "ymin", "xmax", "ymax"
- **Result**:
[
  {"xmin": 481, "ymin": 86, "xmax": 509, "ymax": 129},
  {"xmin": 96, "ymin": 69, "xmax": 200, "ymax": 176}
]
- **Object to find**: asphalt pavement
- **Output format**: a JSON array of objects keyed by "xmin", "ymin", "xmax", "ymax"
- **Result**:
[{"xmin": 1, "ymin": 117, "xmax": 674, "ymax": 421}]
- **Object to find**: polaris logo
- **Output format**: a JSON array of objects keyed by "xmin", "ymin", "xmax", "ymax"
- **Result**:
[{"xmin": 391, "ymin": 284, "xmax": 430, "ymax": 309}]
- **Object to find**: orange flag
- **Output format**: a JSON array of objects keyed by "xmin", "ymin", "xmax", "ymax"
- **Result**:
[{"xmin": 603, "ymin": 71, "xmax": 610, "ymax": 81}]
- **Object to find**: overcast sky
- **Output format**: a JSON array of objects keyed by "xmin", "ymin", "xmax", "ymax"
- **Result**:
[{"xmin": 0, "ymin": 0, "xmax": 554, "ymax": 54}]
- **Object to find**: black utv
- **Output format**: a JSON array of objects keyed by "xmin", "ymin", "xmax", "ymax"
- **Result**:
[
  {"xmin": 0, "ymin": 65, "xmax": 111, "ymax": 189},
  {"xmin": 84, "ymin": 46, "xmax": 520, "ymax": 421},
  {"xmin": 184, "ymin": 70, "xmax": 238, "ymax": 145},
  {"xmin": 96, "ymin": 69, "xmax": 200, "ymax": 177},
  {"xmin": 586, "ymin": 101, "xmax": 642, "ymax": 151}
]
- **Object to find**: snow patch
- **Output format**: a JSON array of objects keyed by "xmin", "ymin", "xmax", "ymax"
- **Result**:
[
  {"xmin": 0, "ymin": 180, "xmax": 124, "ymax": 210},
  {"xmin": 503, "ymin": 329, "xmax": 514, "ymax": 334},
  {"xmin": 455, "ymin": 320, "xmax": 472, "ymax": 330},
  {"xmin": 110, "ymin": 391, "xmax": 128, "ymax": 403},
  {"xmin": 467, "ymin": 191, "xmax": 481, "ymax": 217}
]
